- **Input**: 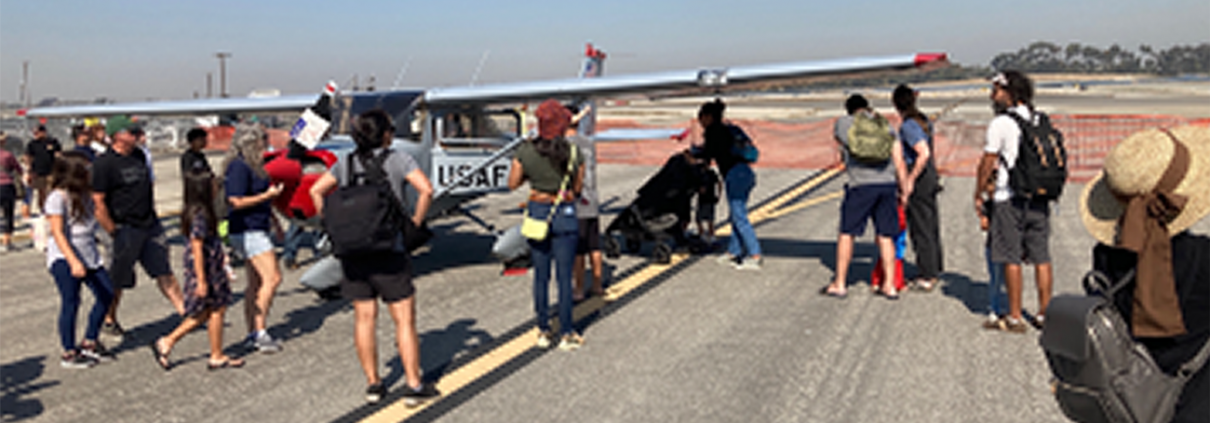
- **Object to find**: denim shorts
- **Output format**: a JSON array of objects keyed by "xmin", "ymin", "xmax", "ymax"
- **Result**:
[{"xmin": 229, "ymin": 230, "xmax": 275, "ymax": 259}]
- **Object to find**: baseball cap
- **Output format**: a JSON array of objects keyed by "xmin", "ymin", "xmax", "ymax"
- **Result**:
[{"xmin": 106, "ymin": 115, "xmax": 140, "ymax": 136}]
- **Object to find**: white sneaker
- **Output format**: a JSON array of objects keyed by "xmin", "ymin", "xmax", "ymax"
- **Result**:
[
  {"xmin": 535, "ymin": 330, "xmax": 554, "ymax": 349},
  {"xmin": 558, "ymin": 333, "xmax": 584, "ymax": 351},
  {"xmin": 734, "ymin": 257, "xmax": 763, "ymax": 271},
  {"xmin": 715, "ymin": 254, "xmax": 737, "ymax": 266}
]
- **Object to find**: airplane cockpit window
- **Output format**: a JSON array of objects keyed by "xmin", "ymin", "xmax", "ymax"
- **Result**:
[
  {"xmin": 435, "ymin": 109, "xmax": 521, "ymax": 148},
  {"xmin": 328, "ymin": 91, "xmax": 423, "ymax": 142}
]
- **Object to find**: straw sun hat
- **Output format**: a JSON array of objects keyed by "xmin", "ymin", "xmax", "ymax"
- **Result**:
[{"xmin": 1080, "ymin": 125, "xmax": 1210, "ymax": 244}]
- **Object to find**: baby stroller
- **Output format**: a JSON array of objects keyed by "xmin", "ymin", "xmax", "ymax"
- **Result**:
[{"xmin": 603, "ymin": 152, "xmax": 703, "ymax": 264}]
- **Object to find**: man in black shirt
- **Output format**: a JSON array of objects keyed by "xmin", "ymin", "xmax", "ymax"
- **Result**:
[
  {"xmin": 92, "ymin": 116, "xmax": 184, "ymax": 343},
  {"xmin": 23, "ymin": 125, "xmax": 61, "ymax": 211},
  {"xmin": 179, "ymin": 127, "xmax": 211, "ymax": 175}
]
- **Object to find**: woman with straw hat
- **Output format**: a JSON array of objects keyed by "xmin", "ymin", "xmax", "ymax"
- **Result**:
[{"xmin": 1079, "ymin": 125, "xmax": 1209, "ymax": 422}]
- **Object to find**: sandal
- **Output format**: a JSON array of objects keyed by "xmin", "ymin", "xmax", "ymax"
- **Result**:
[
  {"xmin": 819, "ymin": 285, "xmax": 848, "ymax": 299},
  {"xmin": 911, "ymin": 279, "xmax": 937, "ymax": 292},
  {"xmin": 207, "ymin": 357, "xmax": 246, "ymax": 371},
  {"xmin": 881, "ymin": 287, "xmax": 900, "ymax": 301},
  {"xmin": 148, "ymin": 339, "xmax": 171, "ymax": 371}
]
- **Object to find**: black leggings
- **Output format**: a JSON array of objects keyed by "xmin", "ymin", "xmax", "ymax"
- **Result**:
[{"xmin": 0, "ymin": 184, "xmax": 15, "ymax": 235}]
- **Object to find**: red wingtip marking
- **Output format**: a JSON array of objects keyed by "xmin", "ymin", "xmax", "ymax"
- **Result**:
[
  {"xmin": 672, "ymin": 128, "xmax": 691, "ymax": 141},
  {"xmin": 914, "ymin": 53, "xmax": 948, "ymax": 67}
]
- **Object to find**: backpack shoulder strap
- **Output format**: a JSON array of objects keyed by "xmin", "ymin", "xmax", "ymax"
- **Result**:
[
  {"xmin": 1179, "ymin": 335, "xmax": 1210, "ymax": 379},
  {"xmin": 1006, "ymin": 111, "xmax": 1031, "ymax": 130},
  {"xmin": 345, "ymin": 152, "xmax": 358, "ymax": 185},
  {"xmin": 910, "ymin": 114, "xmax": 932, "ymax": 140},
  {"xmin": 1083, "ymin": 269, "xmax": 1137, "ymax": 298},
  {"xmin": 349, "ymin": 149, "xmax": 393, "ymax": 186}
]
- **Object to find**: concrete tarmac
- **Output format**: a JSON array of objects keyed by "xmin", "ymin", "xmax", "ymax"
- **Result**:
[{"xmin": 2, "ymin": 157, "xmax": 1208, "ymax": 423}]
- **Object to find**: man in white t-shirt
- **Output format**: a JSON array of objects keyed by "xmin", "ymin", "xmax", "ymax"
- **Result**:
[{"xmin": 975, "ymin": 70, "xmax": 1053, "ymax": 334}]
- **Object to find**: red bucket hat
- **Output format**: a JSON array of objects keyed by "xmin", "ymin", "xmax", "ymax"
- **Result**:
[{"xmin": 535, "ymin": 99, "xmax": 571, "ymax": 140}]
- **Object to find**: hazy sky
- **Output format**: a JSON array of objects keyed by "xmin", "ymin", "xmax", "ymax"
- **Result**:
[{"xmin": 1, "ymin": 0, "xmax": 1206, "ymax": 102}]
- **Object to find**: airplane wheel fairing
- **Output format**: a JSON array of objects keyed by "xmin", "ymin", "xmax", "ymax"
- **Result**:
[{"xmin": 652, "ymin": 243, "xmax": 672, "ymax": 264}]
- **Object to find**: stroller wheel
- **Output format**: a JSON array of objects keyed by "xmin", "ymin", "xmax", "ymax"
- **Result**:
[
  {"xmin": 652, "ymin": 243, "xmax": 673, "ymax": 265},
  {"xmin": 603, "ymin": 236, "xmax": 621, "ymax": 259}
]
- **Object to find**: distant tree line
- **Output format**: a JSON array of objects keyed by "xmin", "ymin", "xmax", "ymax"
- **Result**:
[
  {"xmin": 779, "ymin": 41, "xmax": 1209, "ymax": 91},
  {"xmin": 990, "ymin": 41, "xmax": 1210, "ymax": 75}
]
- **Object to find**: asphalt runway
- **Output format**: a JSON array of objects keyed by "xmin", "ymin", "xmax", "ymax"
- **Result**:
[{"xmin": 4, "ymin": 153, "xmax": 1207, "ymax": 423}]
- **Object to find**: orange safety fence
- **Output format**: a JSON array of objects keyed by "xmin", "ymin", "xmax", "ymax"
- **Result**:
[
  {"xmin": 195, "ymin": 115, "xmax": 1209, "ymax": 184},
  {"xmin": 595, "ymin": 115, "xmax": 1210, "ymax": 183}
]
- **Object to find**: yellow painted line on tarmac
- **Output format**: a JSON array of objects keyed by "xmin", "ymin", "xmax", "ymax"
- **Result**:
[
  {"xmin": 360, "ymin": 252, "xmax": 691, "ymax": 423},
  {"xmin": 750, "ymin": 166, "xmax": 843, "ymax": 218},
  {"xmin": 756, "ymin": 190, "xmax": 844, "ymax": 220},
  {"xmin": 360, "ymin": 167, "xmax": 840, "ymax": 423},
  {"xmin": 717, "ymin": 165, "xmax": 843, "ymax": 237}
]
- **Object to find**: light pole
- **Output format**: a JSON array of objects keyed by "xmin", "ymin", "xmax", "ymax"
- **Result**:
[
  {"xmin": 215, "ymin": 52, "xmax": 231, "ymax": 98},
  {"xmin": 20, "ymin": 61, "xmax": 29, "ymax": 108}
]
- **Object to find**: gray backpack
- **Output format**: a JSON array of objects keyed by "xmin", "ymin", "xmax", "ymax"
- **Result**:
[{"xmin": 1041, "ymin": 269, "xmax": 1210, "ymax": 423}]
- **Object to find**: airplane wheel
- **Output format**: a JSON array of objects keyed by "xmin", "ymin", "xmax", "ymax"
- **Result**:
[
  {"xmin": 625, "ymin": 237, "xmax": 642, "ymax": 253},
  {"xmin": 652, "ymin": 243, "xmax": 672, "ymax": 265},
  {"xmin": 603, "ymin": 237, "xmax": 621, "ymax": 259}
]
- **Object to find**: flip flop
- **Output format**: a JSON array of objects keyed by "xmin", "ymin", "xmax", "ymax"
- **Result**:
[
  {"xmin": 148, "ymin": 340, "xmax": 171, "ymax": 371},
  {"xmin": 207, "ymin": 357, "xmax": 246, "ymax": 371},
  {"xmin": 882, "ymin": 290, "xmax": 901, "ymax": 300},
  {"xmin": 818, "ymin": 286, "xmax": 848, "ymax": 299},
  {"xmin": 911, "ymin": 279, "xmax": 937, "ymax": 292}
]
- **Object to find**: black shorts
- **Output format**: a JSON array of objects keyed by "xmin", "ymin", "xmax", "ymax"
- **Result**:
[
  {"xmin": 340, "ymin": 253, "xmax": 415, "ymax": 303},
  {"xmin": 109, "ymin": 223, "xmax": 173, "ymax": 289},
  {"xmin": 576, "ymin": 218, "xmax": 601, "ymax": 254},
  {"xmin": 839, "ymin": 184, "xmax": 899, "ymax": 237}
]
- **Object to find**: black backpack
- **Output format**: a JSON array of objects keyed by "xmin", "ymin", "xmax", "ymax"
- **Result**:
[
  {"xmin": 1005, "ymin": 112, "xmax": 1067, "ymax": 201},
  {"xmin": 1041, "ymin": 269, "xmax": 1210, "ymax": 423},
  {"xmin": 322, "ymin": 150, "xmax": 409, "ymax": 258}
]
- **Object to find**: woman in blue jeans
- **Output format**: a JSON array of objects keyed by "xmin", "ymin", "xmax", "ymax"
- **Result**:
[
  {"xmin": 695, "ymin": 99, "xmax": 762, "ymax": 270},
  {"xmin": 44, "ymin": 152, "xmax": 116, "ymax": 368},
  {"xmin": 509, "ymin": 99, "xmax": 585, "ymax": 350}
]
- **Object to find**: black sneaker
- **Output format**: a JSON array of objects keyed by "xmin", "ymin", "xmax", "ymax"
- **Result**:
[
  {"xmin": 60, "ymin": 350, "xmax": 97, "ymax": 369},
  {"xmin": 365, "ymin": 382, "xmax": 387, "ymax": 404},
  {"xmin": 400, "ymin": 383, "xmax": 441, "ymax": 407},
  {"xmin": 79, "ymin": 342, "xmax": 116, "ymax": 363},
  {"xmin": 100, "ymin": 322, "xmax": 125, "ymax": 345}
]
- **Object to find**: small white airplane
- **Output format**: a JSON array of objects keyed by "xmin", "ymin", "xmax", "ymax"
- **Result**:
[{"xmin": 26, "ymin": 45, "xmax": 948, "ymax": 278}]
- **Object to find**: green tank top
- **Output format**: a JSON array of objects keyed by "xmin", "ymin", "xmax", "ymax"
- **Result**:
[{"xmin": 516, "ymin": 139, "xmax": 582, "ymax": 194}]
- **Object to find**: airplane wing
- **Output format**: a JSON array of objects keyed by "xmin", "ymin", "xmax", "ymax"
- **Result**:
[
  {"xmin": 592, "ymin": 128, "xmax": 688, "ymax": 141},
  {"xmin": 424, "ymin": 53, "xmax": 948, "ymax": 105},
  {"xmin": 23, "ymin": 94, "xmax": 320, "ymax": 118}
]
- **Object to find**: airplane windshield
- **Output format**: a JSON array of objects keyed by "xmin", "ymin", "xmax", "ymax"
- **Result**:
[{"xmin": 329, "ymin": 91, "xmax": 424, "ymax": 142}]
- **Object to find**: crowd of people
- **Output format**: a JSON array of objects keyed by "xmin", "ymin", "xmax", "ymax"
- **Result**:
[
  {"xmin": 822, "ymin": 72, "xmax": 1054, "ymax": 332},
  {"xmin": 3, "ymin": 69, "xmax": 1205, "ymax": 417}
]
